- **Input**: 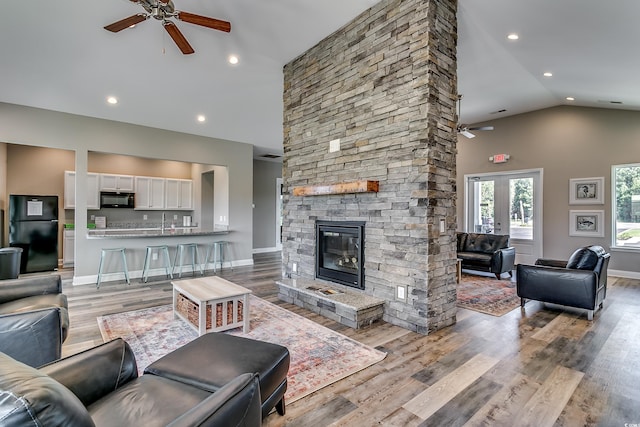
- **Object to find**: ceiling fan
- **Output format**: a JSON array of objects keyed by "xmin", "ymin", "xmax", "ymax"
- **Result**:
[
  {"xmin": 457, "ymin": 94, "xmax": 494, "ymax": 138},
  {"xmin": 104, "ymin": 0, "xmax": 231, "ymax": 55}
]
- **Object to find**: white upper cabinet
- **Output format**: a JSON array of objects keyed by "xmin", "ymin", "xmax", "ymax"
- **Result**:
[
  {"xmin": 165, "ymin": 179, "xmax": 193, "ymax": 210},
  {"xmin": 64, "ymin": 171, "xmax": 100, "ymax": 210},
  {"xmin": 100, "ymin": 174, "xmax": 135, "ymax": 192},
  {"xmin": 135, "ymin": 176, "xmax": 166, "ymax": 210}
]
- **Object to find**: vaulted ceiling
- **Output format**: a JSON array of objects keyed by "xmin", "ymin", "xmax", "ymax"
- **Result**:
[{"xmin": 1, "ymin": 0, "xmax": 638, "ymax": 157}]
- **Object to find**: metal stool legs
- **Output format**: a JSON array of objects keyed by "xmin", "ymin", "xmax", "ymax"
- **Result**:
[
  {"xmin": 173, "ymin": 243, "xmax": 202, "ymax": 278},
  {"xmin": 203, "ymin": 241, "xmax": 230, "ymax": 274},
  {"xmin": 97, "ymin": 248, "xmax": 130, "ymax": 288},
  {"xmin": 142, "ymin": 245, "xmax": 173, "ymax": 283}
]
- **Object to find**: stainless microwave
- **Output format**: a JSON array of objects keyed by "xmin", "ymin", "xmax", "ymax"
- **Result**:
[{"xmin": 100, "ymin": 192, "xmax": 135, "ymax": 208}]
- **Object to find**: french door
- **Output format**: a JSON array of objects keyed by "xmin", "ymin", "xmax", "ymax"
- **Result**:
[{"xmin": 465, "ymin": 169, "xmax": 543, "ymax": 265}]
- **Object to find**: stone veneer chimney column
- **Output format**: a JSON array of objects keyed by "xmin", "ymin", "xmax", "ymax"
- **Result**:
[{"xmin": 282, "ymin": 0, "xmax": 458, "ymax": 334}]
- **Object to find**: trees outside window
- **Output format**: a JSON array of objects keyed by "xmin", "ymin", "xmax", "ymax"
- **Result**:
[{"xmin": 613, "ymin": 164, "xmax": 640, "ymax": 247}]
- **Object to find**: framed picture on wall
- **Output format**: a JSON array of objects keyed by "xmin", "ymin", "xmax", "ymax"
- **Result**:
[
  {"xmin": 569, "ymin": 177, "xmax": 604, "ymax": 204},
  {"xmin": 569, "ymin": 210, "xmax": 604, "ymax": 237}
]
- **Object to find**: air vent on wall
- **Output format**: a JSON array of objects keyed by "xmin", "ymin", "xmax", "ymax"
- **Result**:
[{"xmin": 598, "ymin": 100, "xmax": 624, "ymax": 105}]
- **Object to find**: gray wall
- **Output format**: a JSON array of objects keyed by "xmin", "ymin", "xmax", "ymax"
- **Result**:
[
  {"xmin": 0, "ymin": 102, "xmax": 254, "ymax": 282},
  {"xmin": 252, "ymin": 159, "xmax": 281, "ymax": 251},
  {"xmin": 457, "ymin": 105, "xmax": 640, "ymax": 275}
]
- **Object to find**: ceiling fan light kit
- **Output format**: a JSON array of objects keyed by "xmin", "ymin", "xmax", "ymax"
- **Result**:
[{"xmin": 104, "ymin": 0, "xmax": 231, "ymax": 55}]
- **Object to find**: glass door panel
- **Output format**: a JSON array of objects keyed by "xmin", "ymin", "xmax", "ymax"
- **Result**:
[{"xmin": 509, "ymin": 177, "xmax": 534, "ymax": 241}]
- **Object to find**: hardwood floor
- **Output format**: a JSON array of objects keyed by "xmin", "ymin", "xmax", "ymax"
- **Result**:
[{"xmin": 60, "ymin": 253, "xmax": 640, "ymax": 426}]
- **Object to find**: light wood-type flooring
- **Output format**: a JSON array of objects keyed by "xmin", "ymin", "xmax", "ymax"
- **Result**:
[{"xmin": 60, "ymin": 252, "xmax": 640, "ymax": 426}]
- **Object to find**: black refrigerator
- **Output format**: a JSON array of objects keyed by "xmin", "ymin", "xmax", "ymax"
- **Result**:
[{"xmin": 9, "ymin": 195, "xmax": 59, "ymax": 274}]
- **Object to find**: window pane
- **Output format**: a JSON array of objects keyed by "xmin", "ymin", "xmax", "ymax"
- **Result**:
[
  {"xmin": 510, "ymin": 177, "xmax": 533, "ymax": 240},
  {"xmin": 472, "ymin": 180, "xmax": 494, "ymax": 233},
  {"xmin": 614, "ymin": 164, "xmax": 640, "ymax": 248}
]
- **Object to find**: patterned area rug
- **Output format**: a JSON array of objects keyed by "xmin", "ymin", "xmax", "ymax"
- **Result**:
[
  {"xmin": 456, "ymin": 273, "xmax": 520, "ymax": 316},
  {"xmin": 97, "ymin": 295, "xmax": 386, "ymax": 403}
]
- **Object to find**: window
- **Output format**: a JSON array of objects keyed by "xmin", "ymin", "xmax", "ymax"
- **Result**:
[{"xmin": 613, "ymin": 163, "xmax": 640, "ymax": 248}]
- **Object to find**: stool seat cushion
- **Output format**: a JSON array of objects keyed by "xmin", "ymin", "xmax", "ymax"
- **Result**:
[{"xmin": 145, "ymin": 333, "xmax": 290, "ymax": 418}]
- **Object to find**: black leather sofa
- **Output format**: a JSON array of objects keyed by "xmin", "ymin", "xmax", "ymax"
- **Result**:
[
  {"xmin": 456, "ymin": 232, "xmax": 516, "ymax": 279},
  {"xmin": 516, "ymin": 245, "xmax": 610, "ymax": 320},
  {"xmin": 0, "ymin": 274, "xmax": 69, "ymax": 366},
  {"xmin": 0, "ymin": 338, "xmax": 263, "ymax": 426}
]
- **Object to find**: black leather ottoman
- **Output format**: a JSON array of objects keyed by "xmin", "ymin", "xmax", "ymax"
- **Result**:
[{"xmin": 144, "ymin": 332, "xmax": 290, "ymax": 419}]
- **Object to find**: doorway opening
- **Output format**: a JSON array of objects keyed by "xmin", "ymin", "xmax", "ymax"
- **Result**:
[{"xmin": 465, "ymin": 169, "xmax": 543, "ymax": 265}]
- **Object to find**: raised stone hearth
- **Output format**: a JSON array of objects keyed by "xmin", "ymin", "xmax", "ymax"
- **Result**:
[{"xmin": 277, "ymin": 278, "xmax": 385, "ymax": 329}]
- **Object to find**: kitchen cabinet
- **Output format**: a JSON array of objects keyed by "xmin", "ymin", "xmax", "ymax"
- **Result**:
[
  {"xmin": 99, "ymin": 173, "xmax": 135, "ymax": 192},
  {"xmin": 165, "ymin": 179, "xmax": 193, "ymax": 210},
  {"xmin": 135, "ymin": 176, "xmax": 166, "ymax": 210},
  {"xmin": 63, "ymin": 229, "xmax": 74, "ymax": 267},
  {"xmin": 64, "ymin": 171, "xmax": 100, "ymax": 210}
]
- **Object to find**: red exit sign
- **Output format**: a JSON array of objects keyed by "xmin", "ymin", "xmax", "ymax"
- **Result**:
[{"xmin": 491, "ymin": 154, "xmax": 510, "ymax": 163}]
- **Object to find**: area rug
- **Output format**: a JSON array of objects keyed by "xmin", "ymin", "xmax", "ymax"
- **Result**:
[
  {"xmin": 97, "ymin": 295, "xmax": 386, "ymax": 403},
  {"xmin": 456, "ymin": 273, "xmax": 520, "ymax": 316}
]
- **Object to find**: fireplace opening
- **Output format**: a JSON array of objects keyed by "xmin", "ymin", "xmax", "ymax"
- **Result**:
[{"xmin": 316, "ymin": 220, "xmax": 365, "ymax": 290}]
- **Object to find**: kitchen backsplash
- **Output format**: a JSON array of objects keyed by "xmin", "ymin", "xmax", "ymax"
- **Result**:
[{"xmin": 78, "ymin": 209, "xmax": 195, "ymax": 229}]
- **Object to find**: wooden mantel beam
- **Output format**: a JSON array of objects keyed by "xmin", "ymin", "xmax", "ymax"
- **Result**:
[{"xmin": 293, "ymin": 180, "xmax": 379, "ymax": 196}]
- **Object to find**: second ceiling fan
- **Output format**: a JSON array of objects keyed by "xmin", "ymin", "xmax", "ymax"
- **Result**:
[
  {"xmin": 457, "ymin": 94, "xmax": 494, "ymax": 139},
  {"xmin": 104, "ymin": 0, "xmax": 231, "ymax": 55}
]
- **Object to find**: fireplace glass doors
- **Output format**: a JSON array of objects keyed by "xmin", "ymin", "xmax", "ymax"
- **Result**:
[{"xmin": 316, "ymin": 221, "xmax": 365, "ymax": 290}]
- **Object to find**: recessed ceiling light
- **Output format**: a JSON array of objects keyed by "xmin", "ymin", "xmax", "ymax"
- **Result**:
[
  {"xmin": 566, "ymin": 97, "xmax": 575, "ymax": 101},
  {"xmin": 507, "ymin": 33, "xmax": 519, "ymax": 40},
  {"xmin": 228, "ymin": 55, "xmax": 239, "ymax": 65},
  {"xmin": 543, "ymin": 72, "xmax": 553, "ymax": 77},
  {"xmin": 107, "ymin": 96, "xmax": 118, "ymax": 105},
  {"xmin": 197, "ymin": 114, "xmax": 206, "ymax": 123}
]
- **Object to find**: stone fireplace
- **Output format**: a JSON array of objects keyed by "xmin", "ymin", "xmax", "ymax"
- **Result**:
[
  {"xmin": 316, "ymin": 220, "xmax": 365, "ymax": 290},
  {"xmin": 281, "ymin": 0, "xmax": 459, "ymax": 334}
]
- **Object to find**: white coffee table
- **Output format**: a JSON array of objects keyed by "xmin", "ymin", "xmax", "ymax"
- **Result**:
[{"xmin": 172, "ymin": 276, "xmax": 252, "ymax": 335}]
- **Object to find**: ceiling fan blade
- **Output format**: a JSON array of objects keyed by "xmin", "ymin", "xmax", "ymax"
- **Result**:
[
  {"xmin": 104, "ymin": 14, "xmax": 148, "ymax": 32},
  {"xmin": 163, "ymin": 21, "xmax": 195, "ymax": 54},
  {"xmin": 460, "ymin": 129, "xmax": 476, "ymax": 139},
  {"xmin": 468, "ymin": 126, "xmax": 494, "ymax": 131},
  {"xmin": 177, "ymin": 11, "xmax": 231, "ymax": 32}
]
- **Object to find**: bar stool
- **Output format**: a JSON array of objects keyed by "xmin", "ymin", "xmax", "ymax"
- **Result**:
[
  {"xmin": 97, "ymin": 248, "xmax": 130, "ymax": 288},
  {"xmin": 173, "ymin": 243, "xmax": 202, "ymax": 278},
  {"xmin": 202, "ymin": 241, "xmax": 230, "ymax": 274},
  {"xmin": 142, "ymin": 245, "xmax": 173, "ymax": 283}
]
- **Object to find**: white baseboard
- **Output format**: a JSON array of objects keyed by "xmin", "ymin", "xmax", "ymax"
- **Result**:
[
  {"xmin": 252, "ymin": 247, "xmax": 280, "ymax": 254},
  {"xmin": 608, "ymin": 269, "xmax": 640, "ymax": 280}
]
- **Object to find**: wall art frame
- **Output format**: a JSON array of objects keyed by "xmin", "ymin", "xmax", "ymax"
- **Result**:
[
  {"xmin": 569, "ymin": 210, "xmax": 604, "ymax": 237},
  {"xmin": 569, "ymin": 177, "xmax": 604, "ymax": 204}
]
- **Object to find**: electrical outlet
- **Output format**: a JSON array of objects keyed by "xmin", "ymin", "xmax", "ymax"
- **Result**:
[
  {"xmin": 397, "ymin": 285, "xmax": 407, "ymax": 301},
  {"xmin": 292, "ymin": 263, "xmax": 297, "ymax": 273},
  {"xmin": 152, "ymin": 252, "xmax": 158, "ymax": 261},
  {"xmin": 143, "ymin": 214, "xmax": 148, "ymax": 220},
  {"xmin": 439, "ymin": 218, "xmax": 446, "ymax": 235},
  {"xmin": 173, "ymin": 215, "xmax": 178, "ymax": 220}
]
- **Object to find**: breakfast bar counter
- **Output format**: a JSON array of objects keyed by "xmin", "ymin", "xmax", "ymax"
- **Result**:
[{"xmin": 87, "ymin": 227, "xmax": 230, "ymax": 239}]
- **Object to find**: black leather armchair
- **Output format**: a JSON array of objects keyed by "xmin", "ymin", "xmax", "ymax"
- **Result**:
[
  {"xmin": 516, "ymin": 245, "xmax": 610, "ymax": 320},
  {"xmin": 0, "ymin": 274, "xmax": 69, "ymax": 366},
  {"xmin": 0, "ymin": 338, "xmax": 262, "ymax": 426}
]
